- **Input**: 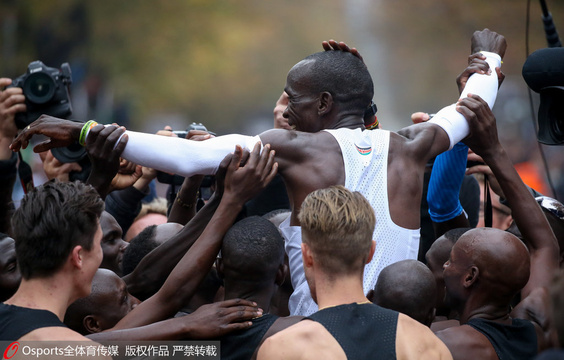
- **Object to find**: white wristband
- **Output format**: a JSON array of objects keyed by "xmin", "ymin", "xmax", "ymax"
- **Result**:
[{"xmin": 430, "ymin": 51, "xmax": 502, "ymax": 149}]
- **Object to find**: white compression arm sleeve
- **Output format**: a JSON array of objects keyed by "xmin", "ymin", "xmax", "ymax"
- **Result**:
[
  {"xmin": 89, "ymin": 130, "xmax": 262, "ymax": 177},
  {"xmin": 429, "ymin": 51, "xmax": 502, "ymax": 149}
]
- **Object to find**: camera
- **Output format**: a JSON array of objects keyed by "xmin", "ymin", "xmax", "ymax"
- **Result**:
[
  {"xmin": 171, "ymin": 122, "xmax": 211, "ymax": 140},
  {"xmin": 157, "ymin": 122, "xmax": 214, "ymax": 185},
  {"xmin": 8, "ymin": 60, "xmax": 73, "ymax": 129}
]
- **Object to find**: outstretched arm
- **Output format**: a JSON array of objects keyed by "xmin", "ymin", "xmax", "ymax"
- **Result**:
[
  {"xmin": 89, "ymin": 299, "xmax": 262, "ymax": 341},
  {"xmin": 115, "ymin": 143, "xmax": 277, "ymax": 328},
  {"xmin": 10, "ymin": 117, "xmax": 262, "ymax": 178}
]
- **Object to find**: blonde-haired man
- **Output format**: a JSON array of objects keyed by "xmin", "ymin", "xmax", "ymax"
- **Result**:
[{"xmin": 258, "ymin": 186, "xmax": 452, "ymax": 359}]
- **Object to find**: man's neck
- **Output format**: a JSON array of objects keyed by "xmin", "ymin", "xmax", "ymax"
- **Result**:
[
  {"xmin": 313, "ymin": 272, "xmax": 369, "ymax": 310},
  {"xmin": 223, "ymin": 283, "xmax": 276, "ymax": 314},
  {"xmin": 4, "ymin": 275, "xmax": 75, "ymax": 321},
  {"xmin": 458, "ymin": 297, "xmax": 512, "ymax": 325},
  {"xmin": 326, "ymin": 114, "xmax": 364, "ymax": 131}
]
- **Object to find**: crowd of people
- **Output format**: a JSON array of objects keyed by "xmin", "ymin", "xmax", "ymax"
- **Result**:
[{"xmin": 0, "ymin": 28, "xmax": 563, "ymax": 360}]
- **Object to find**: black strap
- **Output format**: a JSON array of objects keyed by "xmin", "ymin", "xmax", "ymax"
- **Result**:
[
  {"xmin": 17, "ymin": 152, "xmax": 34, "ymax": 194},
  {"xmin": 484, "ymin": 174, "xmax": 493, "ymax": 227}
]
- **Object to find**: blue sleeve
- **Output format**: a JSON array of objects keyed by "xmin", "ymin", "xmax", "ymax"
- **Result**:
[{"xmin": 427, "ymin": 142, "xmax": 468, "ymax": 222}]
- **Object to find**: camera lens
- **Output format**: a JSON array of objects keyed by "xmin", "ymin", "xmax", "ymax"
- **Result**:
[{"xmin": 24, "ymin": 72, "xmax": 56, "ymax": 104}]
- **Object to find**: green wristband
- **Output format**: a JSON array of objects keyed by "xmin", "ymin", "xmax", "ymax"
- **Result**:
[{"xmin": 79, "ymin": 120, "xmax": 98, "ymax": 146}]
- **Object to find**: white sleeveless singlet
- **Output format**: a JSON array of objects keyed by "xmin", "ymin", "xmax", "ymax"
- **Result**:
[{"xmin": 281, "ymin": 128, "xmax": 420, "ymax": 316}]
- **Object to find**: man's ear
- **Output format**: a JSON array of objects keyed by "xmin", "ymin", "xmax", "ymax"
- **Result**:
[
  {"xmin": 463, "ymin": 266, "xmax": 479, "ymax": 288},
  {"xmin": 318, "ymin": 92, "xmax": 333, "ymax": 116},
  {"xmin": 70, "ymin": 245, "xmax": 84, "ymax": 270},
  {"xmin": 83, "ymin": 315, "xmax": 102, "ymax": 334},
  {"xmin": 275, "ymin": 263, "xmax": 288, "ymax": 286},
  {"xmin": 301, "ymin": 242, "xmax": 314, "ymax": 268},
  {"xmin": 366, "ymin": 240, "xmax": 377, "ymax": 264},
  {"xmin": 215, "ymin": 258, "xmax": 224, "ymax": 280}
]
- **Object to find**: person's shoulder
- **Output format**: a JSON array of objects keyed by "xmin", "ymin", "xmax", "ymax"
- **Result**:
[
  {"xmin": 19, "ymin": 327, "xmax": 111, "ymax": 359},
  {"xmin": 19, "ymin": 326, "xmax": 93, "ymax": 342},
  {"xmin": 396, "ymin": 313, "xmax": 453, "ymax": 360},
  {"xmin": 257, "ymin": 319, "xmax": 345, "ymax": 360},
  {"xmin": 434, "ymin": 323, "xmax": 495, "ymax": 360}
]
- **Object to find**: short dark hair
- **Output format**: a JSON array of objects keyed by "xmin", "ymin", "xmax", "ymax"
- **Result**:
[
  {"xmin": 122, "ymin": 225, "xmax": 159, "ymax": 276},
  {"xmin": 300, "ymin": 51, "xmax": 374, "ymax": 114},
  {"xmin": 373, "ymin": 260, "xmax": 436, "ymax": 326},
  {"xmin": 222, "ymin": 216, "xmax": 284, "ymax": 283},
  {"xmin": 12, "ymin": 180, "xmax": 104, "ymax": 279}
]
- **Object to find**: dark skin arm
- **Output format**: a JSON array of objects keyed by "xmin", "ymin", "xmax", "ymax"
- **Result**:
[
  {"xmin": 167, "ymin": 130, "xmax": 212, "ymax": 225},
  {"xmin": 167, "ymin": 175, "xmax": 203, "ymax": 225},
  {"xmin": 458, "ymin": 94, "xmax": 559, "ymax": 351},
  {"xmin": 123, "ymin": 190, "xmax": 221, "ymax": 300},
  {"xmin": 85, "ymin": 124, "xmax": 129, "ymax": 199},
  {"xmin": 89, "ymin": 299, "xmax": 262, "ymax": 341},
  {"xmin": 114, "ymin": 143, "xmax": 277, "ymax": 329},
  {"xmin": 458, "ymin": 94, "xmax": 559, "ymax": 297}
]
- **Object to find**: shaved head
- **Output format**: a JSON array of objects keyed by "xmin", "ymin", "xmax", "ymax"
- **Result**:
[
  {"xmin": 456, "ymin": 228, "xmax": 530, "ymax": 301},
  {"xmin": 373, "ymin": 259, "xmax": 437, "ymax": 326}
]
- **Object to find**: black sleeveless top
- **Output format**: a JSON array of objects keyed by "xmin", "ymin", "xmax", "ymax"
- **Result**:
[
  {"xmin": 218, "ymin": 313, "xmax": 278, "ymax": 360},
  {"xmin": 308, "ymin": 303, "xmax": 398, "ymax": 359},
  {"xmin": 0, "ymin": 303, "xmax": 66, "ymax": 341},
  {"xmin": 466, "ymin": 317, "xmax": 538, "ymax": 360}
]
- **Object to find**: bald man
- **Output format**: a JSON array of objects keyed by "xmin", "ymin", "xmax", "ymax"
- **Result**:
[
  {"xmin": 369, "ymin": 259, "xmax": 437, "ymax": 327},
  {"xmin": 436, "ymin": 228, "xmax": 537, "ymax": 359},
  {"xmin": 434, "ymin": 86, "xmax": 560, "ymax": 358}
]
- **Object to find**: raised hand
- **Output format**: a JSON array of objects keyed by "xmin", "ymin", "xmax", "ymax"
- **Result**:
[
  {"xmin": 85, "ymin": 124, "xmax": 129, "ymax": 198},
  {"xmin": 39, "ymin": 150, "xmax": 82, "ymax": 182},
  {"xmin": 0, "ymin": 78, "xmax": 25, "ymax": 159},
  {"xmin": 111, "ymin": 158, "xmax": 142, "ymax": 192},
  {"xmin": 10, "ymin": 115, "xmax": 83, "ymax": 153},
  {"xmin": 222, "ymin": 142, "xmax": 278, "ymax": 205},
  {"xmin": 470, "ymin": 29, "xmax": 507, "ymax": 59},
  {"xmin": 457, "ymin": 53, "xmax": 505, "ymax": 95}
]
